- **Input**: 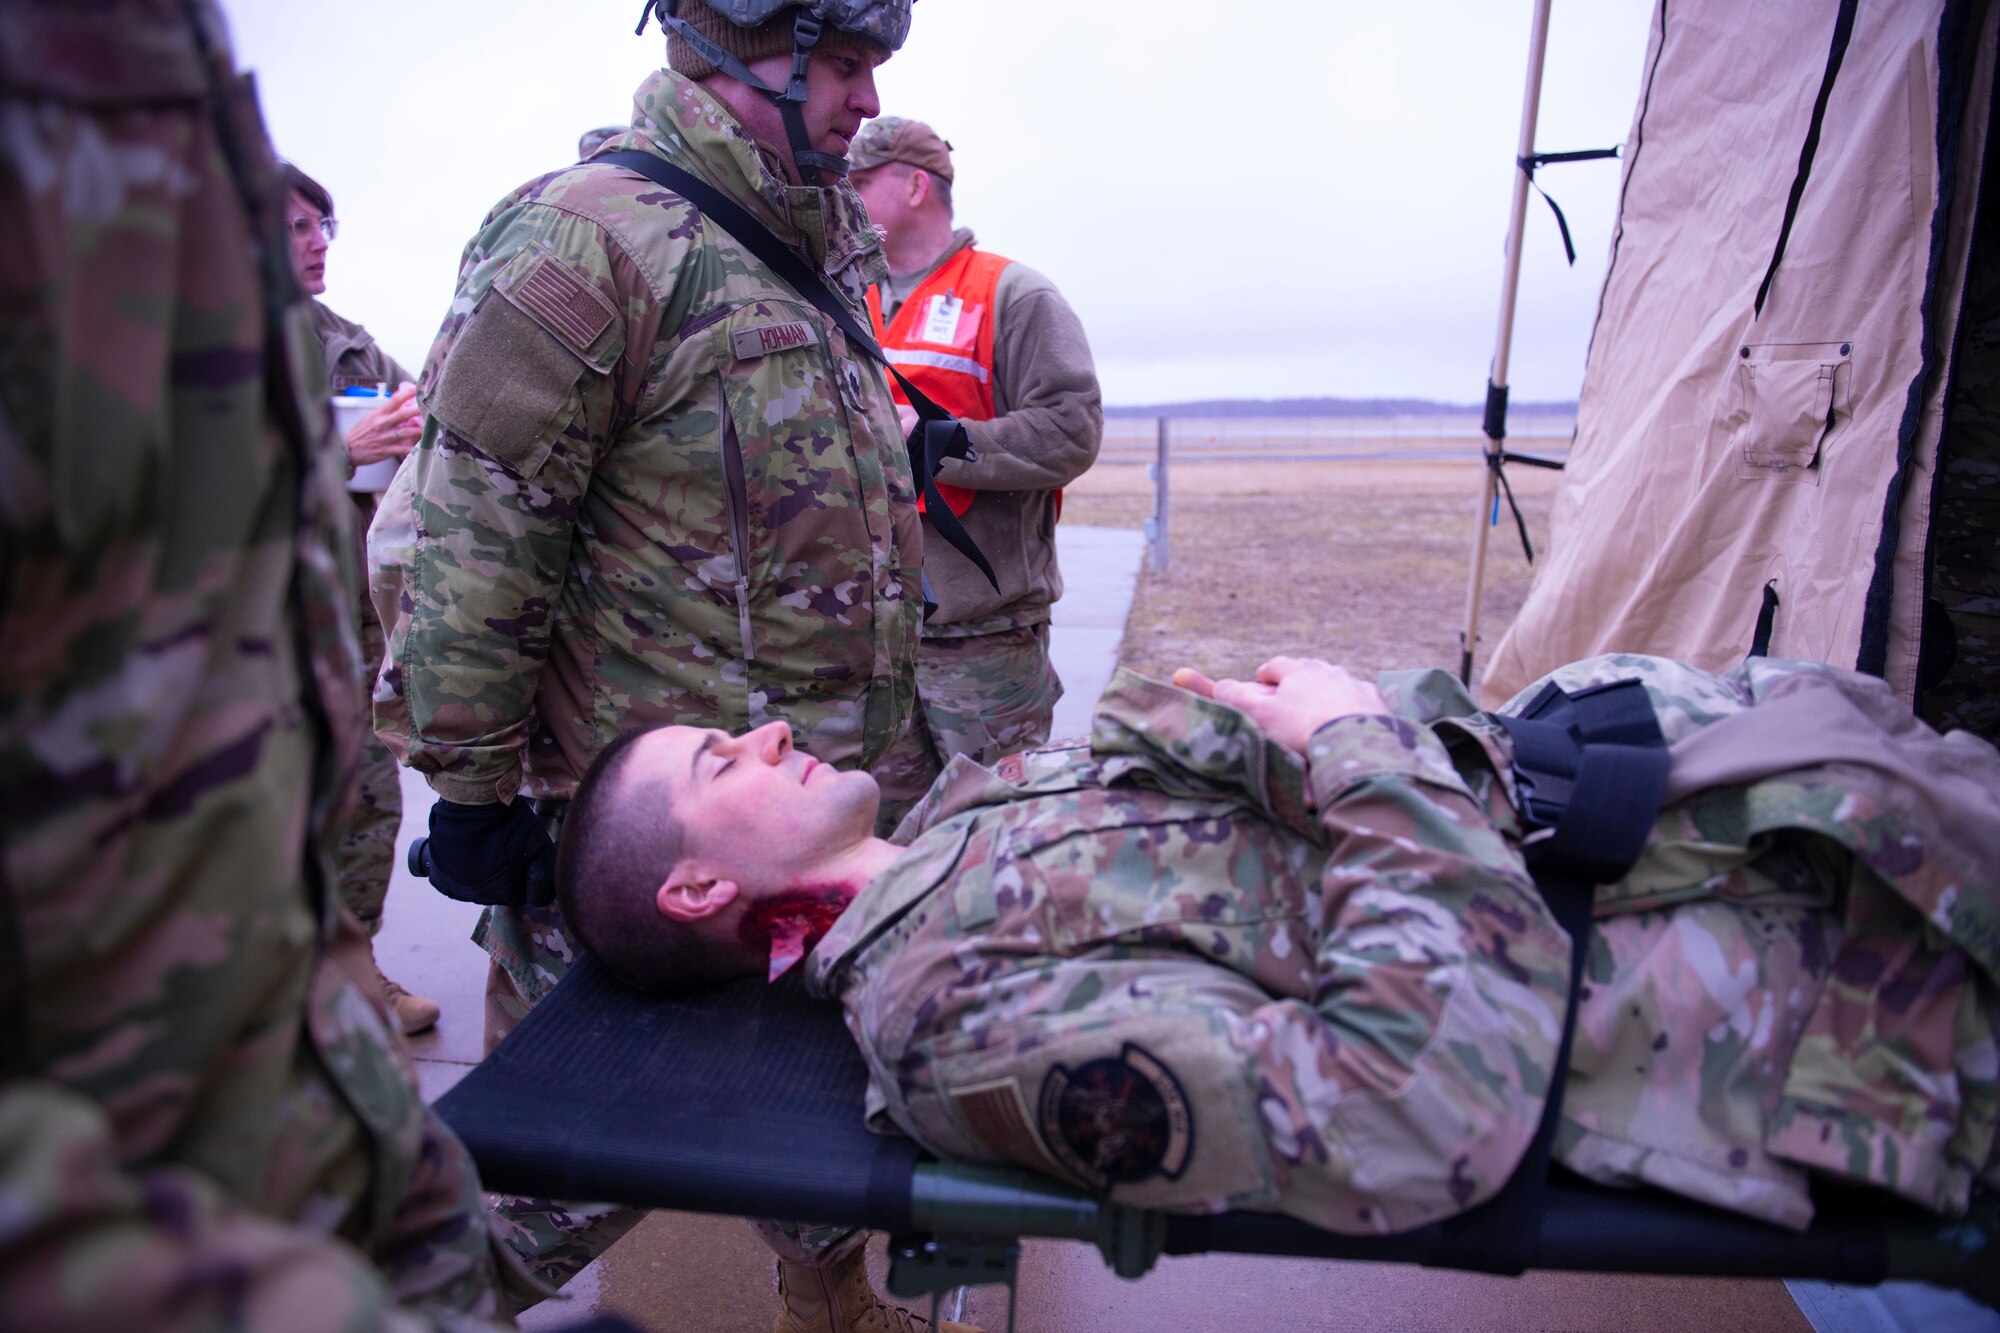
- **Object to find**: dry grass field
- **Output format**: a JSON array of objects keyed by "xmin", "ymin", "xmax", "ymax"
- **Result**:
[{"xmin": 1062, "ymin": 447, "xmax": 1565, "ymax": 694}]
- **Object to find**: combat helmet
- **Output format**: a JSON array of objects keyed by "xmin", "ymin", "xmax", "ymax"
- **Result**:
[{"xmin": 635, "ymin": 0, "xmax": 912, "ymax": 186}]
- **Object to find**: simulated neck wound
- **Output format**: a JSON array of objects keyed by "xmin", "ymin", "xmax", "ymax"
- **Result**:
[{"xmin": 738, "ymin": 885, "xmax": 854, "ymax": 982}]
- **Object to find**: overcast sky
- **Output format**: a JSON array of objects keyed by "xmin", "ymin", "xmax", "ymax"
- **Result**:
[{"xmin": 224, "ymin": 1, "xmax": 1655, "ymax": 406}]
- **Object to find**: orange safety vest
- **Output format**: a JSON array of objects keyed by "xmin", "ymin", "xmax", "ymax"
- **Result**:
[{"xmin": 866, "ymin": 246, "xmax": 1011, "ymax": 517}]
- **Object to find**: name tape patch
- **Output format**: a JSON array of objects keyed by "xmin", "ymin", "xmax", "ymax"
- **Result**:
[
  {"xmin": 950, "ymin": 1078, "xmax": 1066, "ymax": 1178},
  {"xmin": 733, "ymin": 320, "xmax": 815, "ymax": 360}
]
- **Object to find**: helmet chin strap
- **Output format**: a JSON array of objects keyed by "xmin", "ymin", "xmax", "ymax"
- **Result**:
[{"xmin": 641, "ymin": 2, "xmax": 851, "ymax": 187}]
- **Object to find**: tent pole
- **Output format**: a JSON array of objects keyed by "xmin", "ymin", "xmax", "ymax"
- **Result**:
[{"xmin": 1459, "ymin": 0, "xmax": 1555, "ymax": 686}]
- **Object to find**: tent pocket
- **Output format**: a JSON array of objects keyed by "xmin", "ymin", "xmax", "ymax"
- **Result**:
[{"xmin": 1723, "ymin": 342, "xmax": 1851, "ymax": 479}]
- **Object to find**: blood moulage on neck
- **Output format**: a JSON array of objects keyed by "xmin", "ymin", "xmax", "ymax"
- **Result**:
[{"xmin": 738, "ymin": 884, "xmax": 856, "ymax": 982}]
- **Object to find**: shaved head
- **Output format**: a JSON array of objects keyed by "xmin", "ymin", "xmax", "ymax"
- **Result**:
[{"xmin": 556, "ymin": 727, "xmax": 747, "ymax": 993}]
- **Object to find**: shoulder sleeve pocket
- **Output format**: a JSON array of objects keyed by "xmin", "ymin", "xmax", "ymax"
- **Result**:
[{"xmin": 429, "ymin": 246, "xmax": 626, "ymax": 479}]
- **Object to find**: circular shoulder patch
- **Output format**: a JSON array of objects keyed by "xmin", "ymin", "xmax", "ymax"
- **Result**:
[{"xmin": 1038, "ymin": 1042, "xmax": 1193, "ymax": 1192}]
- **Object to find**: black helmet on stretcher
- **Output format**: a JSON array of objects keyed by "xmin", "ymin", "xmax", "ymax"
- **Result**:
[{"xmin": 634, "ymin": 0, "xmax": 914, "ymax": 186}]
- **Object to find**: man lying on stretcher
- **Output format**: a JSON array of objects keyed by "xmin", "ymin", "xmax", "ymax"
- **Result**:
[{"xmin": 554, "ymin": 651, "xmax": 2000, "ymax": 1237}]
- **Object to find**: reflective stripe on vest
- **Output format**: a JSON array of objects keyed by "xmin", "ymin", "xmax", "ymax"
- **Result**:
[
  {"xmin": 883, "ymin": 346, "xmax": 991, "ymax": 383},
  {"xmin": 867, "ymin": 246, "xmax": 1013, "ymax": 517}
]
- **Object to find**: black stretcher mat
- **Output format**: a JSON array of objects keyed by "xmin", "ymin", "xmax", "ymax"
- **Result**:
[
  {"xmin": 437, "ymin": 954, "xmax": 921, "ymax": 1234},
  {"xmin": 436, "ymin": 954, "xmax": 1987, "ymax": 1288}
]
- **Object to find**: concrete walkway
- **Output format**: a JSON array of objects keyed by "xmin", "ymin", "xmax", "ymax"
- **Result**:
[
  {"xmin": 1047, "ymin": 525, "xmax": 1146, "ymax": 742},
  {"xmin": 370, "ymin": 523, "xmax": 1961, "ymax": 1333}
]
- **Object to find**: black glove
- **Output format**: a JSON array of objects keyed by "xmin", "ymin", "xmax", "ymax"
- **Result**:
[{"xmin": 414, "ymin": 797, "xmax": 557, "ymax": 908}]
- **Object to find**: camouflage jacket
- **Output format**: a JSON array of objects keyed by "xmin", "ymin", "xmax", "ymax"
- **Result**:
[
  {"xmin": 811, "ymin": 659, "xmax": 2000, "ymax": 1233},
  {"xmin": 812, "ymin": 670, "xmax": 1569, "ymax": 1235},
  {"xmin": 0, "ymin": 2, "xmax": 502, "ymax": 1323},
  {"xmin": 309, "ymin": 299, "xmax": 410, "ymax": 585},
  {"xmin": 310, "ymin": 298, "xmax": 414, "ymax": 393},
  {"xmin": 1434, "ymin": 654, "xmax": 2000, "ymax": 1228},
  {"xmin": 377, "ymin": 70, "xmax": 923, "ymax": 805}
]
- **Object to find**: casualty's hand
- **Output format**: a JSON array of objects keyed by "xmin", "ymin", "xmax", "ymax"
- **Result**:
[
  {"xmin": 345, "ymin": 382, "xmax": 423, "ymax": 466},
  {"xmin": 895, "ymin": 402, "xmax": 918, "ymax": 437},
  {"xmin": 1172, "ymin": 655, "xmax": 1389, "ymax": 754}
]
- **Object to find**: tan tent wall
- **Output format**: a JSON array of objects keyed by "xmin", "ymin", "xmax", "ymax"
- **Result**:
[{"xmin": 1481, "ymin": 0, "xmax": 1997, "ymax": 707}]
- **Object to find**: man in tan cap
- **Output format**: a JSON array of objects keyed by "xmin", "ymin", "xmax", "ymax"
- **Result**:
[{"xmin": 851, "ymin": 116, "xmax": 1104, "ymax": 827}]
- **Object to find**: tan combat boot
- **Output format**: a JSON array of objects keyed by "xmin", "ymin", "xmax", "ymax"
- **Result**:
[
  {"xmin": 772, "ymin": 1248, "xmax": 985, "ymax": 1333},
  {"xmin": 382, "ymin": 973, "xmax": 440, "ymax": 1036}
]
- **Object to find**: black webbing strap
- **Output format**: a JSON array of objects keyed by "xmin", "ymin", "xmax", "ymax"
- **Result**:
[
  {"xmin": 1479, "ymin": 379, "xmax": 1566, "ymax": 566},
  {"xmin": 1482, "ymin": 379, "xmax": 1509, "ymax": 442},
  {"xmin": 1748, "ymin": 580, "xmax": 1781, "ymax": 659},
  {"xmin": 1476, "ymin": 141, "xmax": 1615, "ymax": 567},
  {"xmin": 596, "ymin": 149, "xmax": 999, "ymax": 591},
  {"xmin": 1518, "ymin": 147, "xmax": 1622, "ymax": 267},
  {"xmin": 1755, "ymin": 0, "xmax": 1858, "ymax": 318},
  {"xmin": 1483, "ymin": 450, "xmax": 1541, "ymax": 565},
  {"xmin": 1497, "ymin": 679, "xmax": 1670, "ymax": 886},
  {"xmin": 1437, "ymin": 678, "xmax": 1668, "ymax": 1274}
]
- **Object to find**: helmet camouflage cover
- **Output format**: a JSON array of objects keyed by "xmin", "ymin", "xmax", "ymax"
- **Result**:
[
  {"xmin": 665, "ymin": 0, "xmax": 911, "ymax": 50},
  {"xmin": 644, "ymin": 0, "xmax": 913, "ymax": 183}
]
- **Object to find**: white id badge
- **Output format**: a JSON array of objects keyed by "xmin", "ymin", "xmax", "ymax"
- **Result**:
[{"xmin": 921, "ymin": 293, "xmax": 964, "ymax": 345}]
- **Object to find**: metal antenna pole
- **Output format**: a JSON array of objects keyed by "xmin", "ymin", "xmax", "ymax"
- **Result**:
[{"xmin": 1459, "ymin": 0, "xmax": 1555, "ymax": 686}]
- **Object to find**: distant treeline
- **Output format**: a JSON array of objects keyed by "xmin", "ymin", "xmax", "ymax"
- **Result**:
[{"xmin": 1104, "ymin": 397, "xmax": 1578, "ymax": 419}]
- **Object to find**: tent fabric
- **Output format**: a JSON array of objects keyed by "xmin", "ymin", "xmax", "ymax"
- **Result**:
[
  {"xmin": 1482, "ymin": 0, "xmax": 1997, "ymax": 709},
  {"xmin": 1923, "ymin": 114, "xmax": 2000, "ymax": 742},
  {"xmin": 1875, "ymin": 4, "xmax": 1994, "ymax": 699}
]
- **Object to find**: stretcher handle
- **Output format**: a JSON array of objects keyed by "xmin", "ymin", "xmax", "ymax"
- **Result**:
[{"xmin": 909, "ymin": 1161, "xmax": 1166, "ymax": 1280}]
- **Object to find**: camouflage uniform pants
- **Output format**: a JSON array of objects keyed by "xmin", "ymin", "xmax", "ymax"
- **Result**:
[
  {"xmin": 872, "ymin": 622, "xmax": 1063, "ymax": 831},
  {"xmin": 746, "ymin": 1218, "xmax": 866, "ymax": 1266},
  {"xmin": 329, "ymin": 510, "xmax": 400, "ymax": 932}
]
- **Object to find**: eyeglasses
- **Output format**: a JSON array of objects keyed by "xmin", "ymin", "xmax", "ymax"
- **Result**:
[{"xmin": 286, "ymin": 214, "xmax": 338, "ymax": 242}]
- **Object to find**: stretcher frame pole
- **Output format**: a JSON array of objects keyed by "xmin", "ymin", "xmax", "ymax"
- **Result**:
[
  {"xmin": 1459, "ymin": 0, "xmax": 1555, "ymax": 686},
  {"xmin": 908, "ymin": 1160, "xmax": 1166, "ymax": 1279}
]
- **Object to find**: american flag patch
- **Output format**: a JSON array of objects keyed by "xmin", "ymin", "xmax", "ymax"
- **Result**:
[{"xmin": 512, "ymin": 254, "xmax": 613, "ymax": 354}]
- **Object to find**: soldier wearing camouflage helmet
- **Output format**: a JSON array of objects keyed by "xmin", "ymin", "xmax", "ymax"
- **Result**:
[
  {"xmin": 556, "ymin": 652, "xmax": 2000, "ymax": 1236},
  {"xmin": 373, "ymin": 0, "xmax": 976, "ymax": 1325},
  {"xmin": 847, "ymin": 115, "xmax": 1104, "ymax": 828},
  {"xmin": 0, "ymin": 1, "xmax": 509, "ymax": 1325}
]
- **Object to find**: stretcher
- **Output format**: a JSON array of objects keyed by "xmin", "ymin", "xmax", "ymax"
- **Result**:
[{"xmin": 434, "ymin": 952, "xmax": 1998, "ymax": 1318}]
